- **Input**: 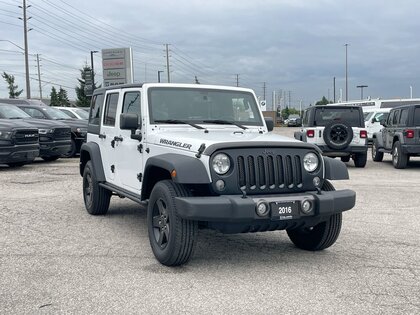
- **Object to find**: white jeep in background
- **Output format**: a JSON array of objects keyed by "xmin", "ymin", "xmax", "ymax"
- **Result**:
[
  {"xmin": 79, "ymin": 83, "xmax": 355, "ymax": 266},
  {"xmin": 294, "ymin": 105, "xmax": 368, "ymax": 167}
]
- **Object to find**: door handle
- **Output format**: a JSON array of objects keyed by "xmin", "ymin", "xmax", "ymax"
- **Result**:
[
  {"xmin": 99, "ymin": 133, "xmax": 106, "ymax": 139},
  {"xmin": 114, "ymin": 136, "xmax": 123, "ymax": 142}
]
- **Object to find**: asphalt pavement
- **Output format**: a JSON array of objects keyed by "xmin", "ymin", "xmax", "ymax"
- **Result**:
[{"xmin": 0, "ymin": 127, "xmax": 419, "ymax": 314}]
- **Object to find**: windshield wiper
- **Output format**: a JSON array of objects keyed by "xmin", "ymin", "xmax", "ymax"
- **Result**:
[
  {"xmin": 9, "ymin": 117, "xmax": 23, "ymax": 119},
  {"xmin": 202, "ymin": 119, "xmax": 247, "ymax": 130},
  {"xmin": 154, "ymin": 119, "xmax": 205, "ymax": 130}
]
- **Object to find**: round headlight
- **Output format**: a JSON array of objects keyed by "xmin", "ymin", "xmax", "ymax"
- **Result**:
[
  {"xmin": 212, "ymin": 153, "xmax": 231, "ymax": 175},
  {"xmin": 303, "ymin": 152, "xmax": 319, "ymax": 172}
]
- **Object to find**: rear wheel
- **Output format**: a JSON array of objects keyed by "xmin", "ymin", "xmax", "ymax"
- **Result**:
[
  {"xmin": 287, "ymin": 180, "xmax": 342, "ymax": 251},
  {"xmin": 371, "ymin": 140, "xmax": 384, "ymax": 162},
  {"xmin": 147, "ymin": 180, "xmax": 197, "ymax": 266},
  {"xmin": 392, "ymin": 141, "xmax": 408, "ymax": 169},
  {"xmin": 42, "ymin": 156, "xmax": 59, "ymax": 162},
  {"xmin": 353, "ymin": 153, "xmax": 367, "ymax": 168},
  {"xmin": 83, "ymin": 160, "xmax": 111, "ymax": 215}
]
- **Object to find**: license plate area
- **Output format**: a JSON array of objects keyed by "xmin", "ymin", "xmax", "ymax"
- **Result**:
[{"xmin": 270, "ymin": 201, "xmax": 299, "ymax": 220}]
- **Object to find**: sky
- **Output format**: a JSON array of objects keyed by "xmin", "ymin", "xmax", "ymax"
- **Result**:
[{"xmin": 1, "ymin": 0, "xmax": 420, "ymax": 109}]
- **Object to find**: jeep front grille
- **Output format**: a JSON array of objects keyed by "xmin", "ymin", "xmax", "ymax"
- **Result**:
[
  {"xmin": 237, "ymin": 154, "xmax": 303, "ymax": 191},
  {"xmin": 13, "ymin": 129, "xmax": 39, "ymax": 145}
]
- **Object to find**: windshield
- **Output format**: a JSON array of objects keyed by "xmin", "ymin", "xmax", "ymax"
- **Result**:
[
  {"xmin": 73, "ymin": 108, "xmax": 89, "ymax": 119},
  {"xmin": 42, "ymin": 107, "xmax": 73, "ymax": 119},
  {"xmin": 0, "ymin": 105, "xmax": 31, "ymax": 118},
  {"xmin": 364, "ymin": 112, "xmax": 374, "ymax": 121},
  {"xmin": 148, "ymin": 87, "xmax": 263, "ymax": 126},
  {"xmin": 314, "ymin": 108, "xmax": 362, "ymax": 127}
]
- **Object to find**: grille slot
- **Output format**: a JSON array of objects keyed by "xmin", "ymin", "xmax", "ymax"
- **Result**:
[
  {"xmin": 236, "ymin": 153, "xmax": 304, "ymax": 193},
  {"xmin": 53, "ymin": 128, "xmax": 71, "ymax": 140},
  {"xmin": 13, "ymin": 129, "xmax": 39, "ymax": 144}
]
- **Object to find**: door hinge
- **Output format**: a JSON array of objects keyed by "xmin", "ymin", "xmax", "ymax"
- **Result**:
[
  {"xmin": 137, "ymin": 144, "xmax": 143, "ymax": 153},
  {"xmin": 111, "ymin": 139, "xmax": 115, "ymax": 148},
  {"xmin": 111, "ymin": 165, "xmax": 115, "ymax": 173},
  {"xmin": 137, "ymin": 173, "xmax": 142, "ymax": 182}
]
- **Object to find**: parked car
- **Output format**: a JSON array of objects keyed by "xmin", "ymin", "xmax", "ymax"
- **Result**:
[
  {"xmin": 13, "ymin": 104, "xmax": 87, "ymax": 157},
  {"xmin": 0, "ymin": 104, "xmax": 71, "ymax": 161},
  {"xmin": 0, "ymin": 118, "xmax": 39, "ymax": 167},
  {"xmin": 55, "ymin": 106, "xmax": 89, "ymax": 120},
  {"xmin": 294, "ymin": 105, "xmax": 368, "ymax": 167},
  {"xmin": 372, "ymin": 104, "xmax": 420, "ymax": 168},
  {"xmin": 363, "ymin": 108, "xmax": 391, "ymax": 142},
  {"xmin": 286, "ymin": 114, "xmax": 302, "ymax": 127}
]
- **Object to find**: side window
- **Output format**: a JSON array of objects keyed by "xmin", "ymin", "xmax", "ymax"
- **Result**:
[
  {"xmin": 89, "ymin": 93, "xmax": 104, "ymax": 125},
  {"xmin": 302, "ymin": 110, "xmax": 309, "ymax": 126},
  {"xmin": 60, "ymin": 109, "xmax": 77, "ymax": 118},
  {"xmin": 387, "ymin": 111, "xmax": 394, "ymax": 126},
  {"xmin": 414, "ymin": 107, "xmax": 420, "ymax": 126},
  {"xmin": 122, "ymin": 92, "xmax": 141, "ymax": 119},
  {"xmin": 399, "ymin": 109, "xmax": 408, "ymax": 126},
  {"xmin": 103, "ymin": 93, "xmax": 119, "ymax": 126},
  {"xmin": 22, "ymin": 107, "xmax": 45, "ymax": 119},
  {"xmin": 392, "ymin": 110, "xmax": 400, "ymax": 126}
]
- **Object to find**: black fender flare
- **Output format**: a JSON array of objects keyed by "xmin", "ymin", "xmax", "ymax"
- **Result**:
[
  {"xmin": 372, "ymin": 132, "xmax": 384, "ymax": 148},
  {"xmin": 141, "ymin": 153, "xmax": 211, "ymax": 200},
  {"xmin": 323, "ymin": 157, "xmax": 349, "ymax": 180},
  {"xmin": 79, "ymin": 142, "xmax": 106, "ymax": 182}
]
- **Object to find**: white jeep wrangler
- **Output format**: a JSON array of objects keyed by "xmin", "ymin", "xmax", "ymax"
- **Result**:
[
  {"xmin": 80, "ymin": 83, "xmax": 356, "ymax": 266},
  {"xmin": 294, "ymin": 105, "xmax": 368, "ymax": 168}
]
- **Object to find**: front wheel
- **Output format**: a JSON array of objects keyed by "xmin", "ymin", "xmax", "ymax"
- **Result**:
[
  {"xmin": 42, "ymin": 156, "xmax": 59, "ymax": 162},
  {"xmin": 147, "ymin": 180, "xmax": 197, "ymax": 266},
  {"xmin": 62, "ymin": 139, "xmax": 76, "ymax": 158},
  {"xmin": 83, "ymin": 160, "xmax": 111, "ymax": 215},
  {"xmin": 287, "ymin": 180, "xmax": 342, "ymax": 251},
  {"xmin": 371, "ymin": 140, "xmax": 384, "ymax": 162}
]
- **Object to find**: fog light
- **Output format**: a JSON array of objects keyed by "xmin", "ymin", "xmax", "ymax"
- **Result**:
[
  {"xmin": 256, "ymin": 200, "xmax": 269, "ymax": 217},
  {"xmin": 301, "ymin": 200, "xmax": 312, "ymax": 214},
  {"xmin": 215, "ymin": 180, "xmax": 225, "ymax": 191},
  {"xmin": 313, "ymin": 176, "xmax": 321, "ymax": 188}
]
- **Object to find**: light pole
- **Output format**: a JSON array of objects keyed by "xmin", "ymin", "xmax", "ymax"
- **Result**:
[
  {"xmin": 344, "ymin": 43, "xmax": 349, "ymax": 101},
  {"xmin": 356, "ymin": 85, "xmax": 368, "ymax": 100},
  {"xmin": 157, "ymin": 70, "xmax": 164, "ymax": 83},
  {"xmin": 90, "ymin": 50, "xmax": 98, "ymax": 88}
]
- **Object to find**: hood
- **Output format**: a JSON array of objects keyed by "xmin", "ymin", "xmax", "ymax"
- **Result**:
[
  {"xmin": 19, "ymin": 118, "xmax": 71, "ymax": 129},
  {"xmin": 56, "ymin": 119, "xmax": 87, "ymax": 129},
  {"xmin": 149, "ymin": 127, "xmax": 301, "ymax": 154},
  {"xmin": 0, "ymin": 119, "xmax": 38, "ymax": 130}
]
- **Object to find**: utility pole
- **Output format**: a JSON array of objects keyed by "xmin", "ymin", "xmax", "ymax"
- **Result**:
[
  {"xmin": 90, "ymin": 50, "xmax": 98, "ymax": 88},
  {"xmin": 20, "ymin": 0, "xmax": 31, "ymax": 99},
  {"xmin": 36, "ymin": 54, "xmax": 42, "ymax": 99},
  {"xmin": 333, "ymin": 77, "xmax": 336, "ymax": 103},
  {"xmin": 165, "ymin": 44, "xmax": 171, "ymax": 83},
  {"xmin": 344, "ymin": 43, "xmax": 349, "ymax": 101},
  {"xmin": 356, "ymin": 85, "xmax": 368, "ymax": 100},
  {"xmin": 288, "ymin": 91, "xmax": 291, "ymax": 108},
  {"xmin": 157, "ymin": 70, "xmax": 163, "ymax": 83},
  {"xmin": 235, "ymin": 74, "xmax": 239, "ymax": 87},
  {"xmin": 262, "ymin": 82, "xmax": 266, "ymax": 101}
]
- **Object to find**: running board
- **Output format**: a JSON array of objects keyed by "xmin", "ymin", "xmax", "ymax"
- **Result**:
[{"xmin": 99, "ymin": 182, "xmax": 146, "ymax": 205}]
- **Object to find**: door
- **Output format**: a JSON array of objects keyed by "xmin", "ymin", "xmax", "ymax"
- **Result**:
[
  {"xmin": 385, "ymin": 110, "xmax": 399, "ymax": 149},
  {"xmin": 114, "ymin": 90, "xmax": 143, "ymax": 193},
  {"xmin": 99, "ymin": 92, "xmax": 120, "ymax": 183}
]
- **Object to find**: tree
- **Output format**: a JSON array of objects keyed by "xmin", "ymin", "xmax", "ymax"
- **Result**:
[
  {"xmin": 2, "ymin": 72, "xmax": 23, "ymax": 98},
  {"xmin": 50, "ymin": 87, "xmax": 59, "ymax": 106},
  {"xmin": 315, "ymin": 96, "xmax": 331, "ymax": 105},
  {"xmin": 57, "ymin": 87, "xmax": 70, "ymax": 106},
  {"xmin": 75, "ymin": 65, "xmax": 100, "ymax": 107}
]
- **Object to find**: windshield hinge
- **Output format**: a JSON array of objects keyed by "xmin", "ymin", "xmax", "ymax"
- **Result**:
[
  {"xmin": 137, "ymin": 144, "xmax": 143, "ymax": 153},
  {"xmin": 137, "ymin": 173, "xmax": 143, "ymax": 182}
]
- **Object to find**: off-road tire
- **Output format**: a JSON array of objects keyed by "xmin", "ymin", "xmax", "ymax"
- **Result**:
[
  {"xmin": 63, "ymin": 139, "xmax": 76, "ymax": 158},
  {"xmin": 340, "ymin": 155, "xmax": 350, "ymax": 163},
  {"xmin": 323, "ymin": 121, "xmax": 353, "ymax": 150},
  {"xmin": 287, "ymin": 180, "xmax": 342, "ymax": 251},
  {"xmin": 392, "ymin": 141, "xmax": 408, "ymax": 169},
  {"xmin": 371, "ymin": 139, "xmax": 384, "ymax": 162},
  {"xmin": 353, "ymin": 153, "xmax": 367, "ymax": 168},
  {"xmin": 83, "ymin": 160, "xmax": 111, "ymax": 215},
  {"xmin": 147, "ymin": 180, "xmax": 197, "ymax": 266},
  {"xmin": 7, "ymin": 162, "xmax": 26, "ymax": 167}
]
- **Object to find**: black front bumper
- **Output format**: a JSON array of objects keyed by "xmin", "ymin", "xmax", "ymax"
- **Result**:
[
  {"xmin": 40, "ymin": 140, "xmax": 71, "ymax": 157},
  {"xmin": 175, "ymin": 189, "xmax": 355, "ymax": 223},
  {"xmin": 317, "ymin": 145, "xmax": 368, "ymax": 157},
  {"xmin": 0, "ymin": 143, "xmax": 39, "ymax": 164}
]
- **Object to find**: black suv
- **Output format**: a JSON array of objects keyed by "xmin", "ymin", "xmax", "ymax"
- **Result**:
[
  {"xmin": 372, "ymin": 104, "xmax": 420, "ymax": 168},
  {"xmin": 14, "ymin": 104, "xmax": 87, "ymax": 157},
  {"xmin": 294, "ymin": 105, "xmax": 368, "ymax": 167},
  {"xmin": 0, "ymin": 104, "xmax": 72, "ymax": 161},
  {"xmin": 0, "ymin": 119, "xmax": 39, "ymax": 167}
]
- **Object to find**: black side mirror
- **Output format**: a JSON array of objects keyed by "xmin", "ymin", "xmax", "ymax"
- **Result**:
[
  {"xmin": 380, "ymin": 119, "xmax": 387, "ymax": 127},
  {"xmin": 120, "ymin": 113, "xmax": 139, "ymax": 130},
  {"xmin": 371, "ymin": 117, "xmax": 377, "ymax": 123},
  {"xmin": 264, "ymin": 117, "xmax": 274, "ymax": 132}
]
